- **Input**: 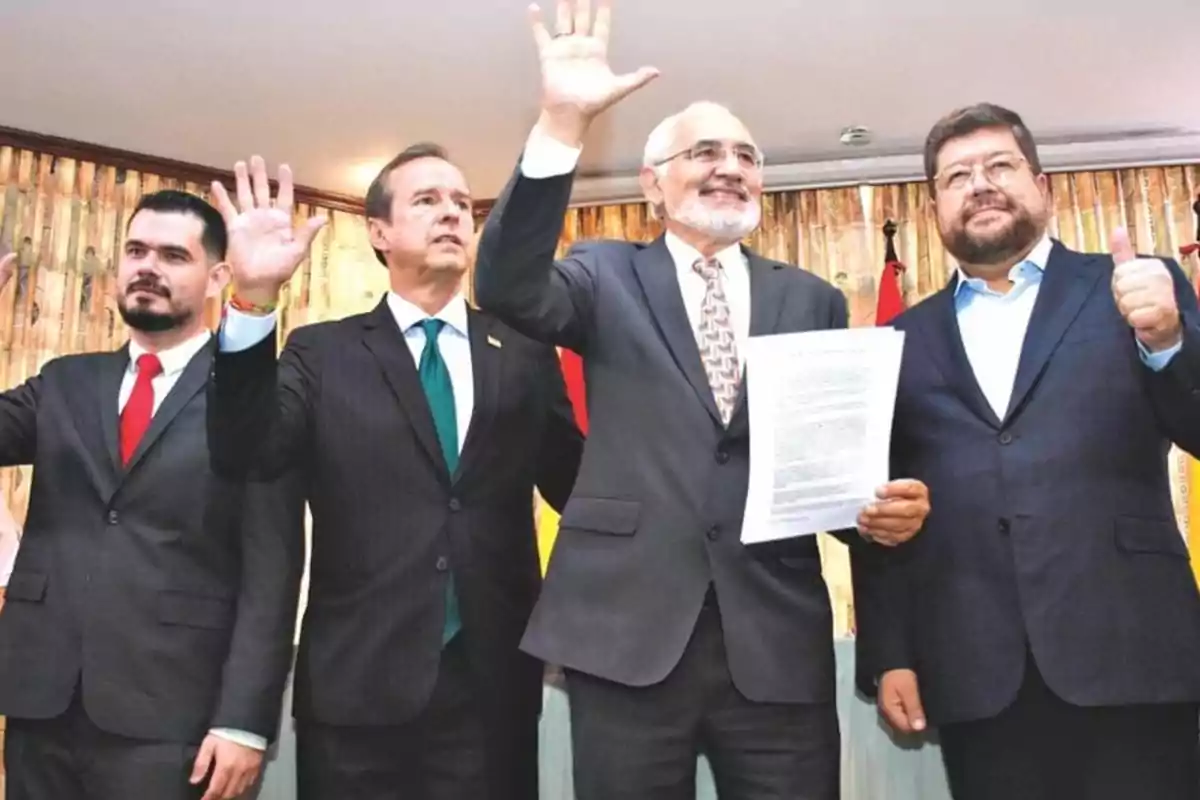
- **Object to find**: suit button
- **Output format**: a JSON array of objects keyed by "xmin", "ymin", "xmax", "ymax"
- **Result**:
[
  {"xmin": 706, "ymin": 526, "xmax": 720, "ymax": 541},
  {"xmin": 436, "ymin": 556, "xmax": 449, "ymax": 572},
  {"xmin": 998, "ymin": 518, "xmax": 1010, "ymax": 535},
  {"xmin": 106, "ymin": 510, "xmax": 118, "ymax": 525},
  {"xmin": 715, "ymin": 449, "xmax": 730, "ymax": 465},
  {"xmin": 448, "ymin": 498, "xmax": 461, "ymax": 512},
  {"xmin": 998, "ymin": 432, "xmax": 1014, "ymax": 445}
]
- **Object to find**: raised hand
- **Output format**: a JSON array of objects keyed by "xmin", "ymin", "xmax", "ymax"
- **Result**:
[
  {"xmin": 1110, "ymin": 227, "xmax": 1182, "ymax": 352},
  {"xmin": 528, "ymin": 0, "xmax": 659, "ymax": 146},
  {"xmin": 210, "ymin": 156, "xmax": 326, "ymax": 306}
]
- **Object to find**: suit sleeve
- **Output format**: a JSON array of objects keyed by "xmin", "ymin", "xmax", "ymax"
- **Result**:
[
  {"xmin": 208, "ymin": 467, "xmax": 306, "ymax": 741},
  {"xmin": 472, "ymin": 164, "xmax": 598, "ymax": 355},
  {"xmin": 1142, "ymin": 257, "xmax": 1200, "ymax": 456},
  {"xmin": 851, "ymin": 541, "xmax": 916, "ymax": 697},
  {"xmin": 0, "ymin": 374, "xmax": 41, "ymax": 467},
  {"xmin": 850, "ymin": 411, "xmax": 918, "ymax": 696},
  {"xmin": 209, "ymin": 323, "xmax": 318, "ymax": 482},
  {"xmin": 533, "ymin": 345, "xmax": 584, "ymax": 513}
]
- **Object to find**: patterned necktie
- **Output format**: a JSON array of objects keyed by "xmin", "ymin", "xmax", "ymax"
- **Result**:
[
  {"xmin": 119, "ymin": 353, "xmax": 162, "ymax": 465},
  {"xmin": 692, "ymin": 258, "xmax": 741, "ymax": 425},
  {"xmin": 415, "ymin": 319, "xmax": 462, "ymax": 645}
]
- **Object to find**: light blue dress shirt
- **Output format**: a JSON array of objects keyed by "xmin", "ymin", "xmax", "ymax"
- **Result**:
[{"xmin": 952, "ymin": 234, "xmax": 1179, "ymax": 419}]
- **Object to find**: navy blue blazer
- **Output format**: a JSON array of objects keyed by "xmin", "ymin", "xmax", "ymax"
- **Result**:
[{"xmin": 853, "ymin": 239, "xmax": 1200, "ymax": 726}]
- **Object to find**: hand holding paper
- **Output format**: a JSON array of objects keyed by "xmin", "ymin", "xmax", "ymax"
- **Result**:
[
  {"xmin": 857, "ymin": 478, "xmax": 929, "ymax": 546},
  {"xmin": 740, "ymin": 327, "xmax": 911, "ymax": 544}
]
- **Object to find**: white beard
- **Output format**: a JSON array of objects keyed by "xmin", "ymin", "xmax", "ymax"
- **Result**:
[{"xmin": 670, "ymin": 196, "xmax": 761, "ymax": 240}]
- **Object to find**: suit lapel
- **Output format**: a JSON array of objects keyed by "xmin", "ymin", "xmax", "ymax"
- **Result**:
[
  {"xmin": 99, "ymin": 346, "xmax": 128, "ymax": 475},
  {"xmin": 454, "ymin": 308, "xmax": 501, "ymax": 483},
  {"xmin": 631, "ymin": 237, "xmax": 722, "ymax": 425},
  {"xmin": 1003, "ymin": 243, "xmax": 1103, "ymax": 424},
  {"xmin": 727, "ymin": 252, "xmax": 788, "ymax": 426},
  {"xmin": 121, "ymin": 341, "xmax": 212, "ymax": 474},
  {"xmin": 360, "ymin": 299, "xmax": 449, "ymax": 482},
  {"xmin": 929, "ymin": 279, "xmax": 1003, "ymax": 429}
]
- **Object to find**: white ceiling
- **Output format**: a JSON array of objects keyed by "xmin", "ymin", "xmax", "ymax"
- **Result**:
[{"xmin": 2, "ymin": 0, "xmax": 1199, "ymax": 204}]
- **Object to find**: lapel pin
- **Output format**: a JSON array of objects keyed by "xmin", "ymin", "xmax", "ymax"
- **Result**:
[{"xmin": 487, "ymin": 335, "xmax": 503, "ymax": 349}]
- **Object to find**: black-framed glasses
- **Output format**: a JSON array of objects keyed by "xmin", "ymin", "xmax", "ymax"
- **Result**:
[{"xmin": 653, "ymin": 140, "xmax": 764, "ymax": 171}]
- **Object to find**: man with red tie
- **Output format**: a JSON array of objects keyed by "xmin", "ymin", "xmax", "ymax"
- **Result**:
[{"xmin": 0, "ymin": 190, "xmax": 303, "ymax": 800}]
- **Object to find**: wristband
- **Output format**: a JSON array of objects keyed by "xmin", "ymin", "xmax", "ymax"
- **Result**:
[{"xmin": 228, "ymin": 294, "xmax": 278, "ymax": 315}]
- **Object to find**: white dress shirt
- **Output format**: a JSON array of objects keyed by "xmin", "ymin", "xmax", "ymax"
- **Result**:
[
  {"xmin": 122, "ymin": 330, "xmax": 267, "ymax": 751},
  {"xmin": 663, "ymin": 233, "xmax": 750, "ymax": 369},
  {"xmin": 121, "ymin": 331, "xmax": 212, "ymax": 414},
  {"xmin": 220, "ymin": 294, "xmax": 475, "ymax": 452},
  {"xmin": 386, "ymin": 291, "xmax": 475, "ymax": 453},
  {"xmin": 520, "ymin": 126, "xmax": 750, "ymax": 369}
]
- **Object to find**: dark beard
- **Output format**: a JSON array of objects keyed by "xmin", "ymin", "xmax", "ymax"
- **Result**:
[
  {"xmin": 943, "ymin": 200, "xmax": 1041, "ymax": 266},
  {"xmin": 117, "ymin": 300, "xmax": 190, "ymax": 333}
]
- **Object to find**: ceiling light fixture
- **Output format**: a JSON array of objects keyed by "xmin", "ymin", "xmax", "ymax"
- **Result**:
[{"xmin": 839, "ymin": 126, "xmax": 872, "ymax": 146}]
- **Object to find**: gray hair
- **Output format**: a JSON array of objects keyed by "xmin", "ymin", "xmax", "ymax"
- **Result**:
[
  {"xmin": 643, "ymin": 101, "xmax": 741, "ymax": 172},
  {"xmin": 642, "ymin": 101, "xmax": 740, "ymax": 220}
]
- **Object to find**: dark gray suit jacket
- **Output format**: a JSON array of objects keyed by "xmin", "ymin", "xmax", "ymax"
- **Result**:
[
  {"xmin": 474, "ymin": 164, "xmax": 861, "ymax": 703},
  {"xmin": 0, "ymin": 341, "xmax": 304, "ymax": 744}
]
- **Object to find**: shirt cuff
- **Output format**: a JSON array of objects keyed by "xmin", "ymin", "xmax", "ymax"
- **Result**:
[
  {"xmin": 1137, "ymin": 338, "xmax": 1181, "ymax": 372},
  {"xmin": 209, "ymin": 727, "xmax": 268, "ymax": 751},
  {"xmin": 519, "ymin": 127, "xmax": 582, "ymax": 179},
  {"xmin": 218, "ymin": 306, "xmax": 278, "ymax": 353}
]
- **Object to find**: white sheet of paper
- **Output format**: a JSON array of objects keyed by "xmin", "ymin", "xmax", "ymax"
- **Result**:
[{"xmin": 740, "ymin": 327, "xmax": 905, "ymax": 544}]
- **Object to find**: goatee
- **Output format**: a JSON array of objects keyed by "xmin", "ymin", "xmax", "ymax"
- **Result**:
[{"xmin": 117, "ymin": 302, "xmax": 191, "ymax": 333}]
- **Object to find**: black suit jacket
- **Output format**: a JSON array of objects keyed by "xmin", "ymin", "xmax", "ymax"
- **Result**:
[
  {"xmin": 473, "ymin": 164, "xmax": 863, "ymax": 703},
  {"xmin": 853, "ymin": 241, "xmax": 1200, "ymax": 726},
  {"xmin": 207, "ymin": 298, "xmax": 583, "ymax": 728},
  {"xmin": 0, "ymin": 341, "xmax": 303, "ymax": 744}
]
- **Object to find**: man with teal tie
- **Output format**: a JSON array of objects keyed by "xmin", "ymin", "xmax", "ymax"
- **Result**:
[{"xmin": 204, "ymin": 145, "xmax": 584, "ymax": 800}]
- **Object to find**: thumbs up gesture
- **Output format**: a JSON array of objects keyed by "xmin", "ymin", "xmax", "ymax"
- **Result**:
[{"xmin": 1111, "ymin": 227, "xmax": 1182, "ymax": 352}]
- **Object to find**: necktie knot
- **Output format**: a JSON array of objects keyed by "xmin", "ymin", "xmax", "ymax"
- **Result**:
[
  {"xmin": 419, "ymin": 318, "xmax": 446, "ymax": 339},
  {"xmin": 136, "ymin": 353, "xmax": 163, "ymax": 379},
  {"xmin": 693, "ymin": 257, "xmax": 722, "ymax": 282}
]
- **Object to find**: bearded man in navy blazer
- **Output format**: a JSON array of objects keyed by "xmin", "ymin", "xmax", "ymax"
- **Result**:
[{"xmin": 853, "ymin": 102, "xmax": 1200, "ymax": 800}]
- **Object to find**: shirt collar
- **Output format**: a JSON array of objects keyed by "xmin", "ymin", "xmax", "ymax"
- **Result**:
[
  {"xmin": 953, "ymin": 234, "xmax": 1053, "ymax": 297},
  {"xmin": 127, "ymin": 330, "xmax": 211, "ymax": 376},
  {"xmin": 664, "ymin": 231, "xmax": 746, "ymax": 278},
  {"xmin": 387, "ymin": 291, "xmax": 470, "ymax": 337}
]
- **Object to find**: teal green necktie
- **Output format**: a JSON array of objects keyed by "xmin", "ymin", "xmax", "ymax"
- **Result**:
[{"xmin": 416, "ymin": 318, "xmax": 462, "ymax": 645}]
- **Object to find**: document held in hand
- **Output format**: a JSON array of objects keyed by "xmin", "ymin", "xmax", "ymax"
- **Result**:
[{"xmin": 740, "ymin": 327, "xmax": 905, "ymax": 543}]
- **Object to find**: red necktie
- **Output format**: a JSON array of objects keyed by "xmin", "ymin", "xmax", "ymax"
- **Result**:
[{"xmin": 120, "ymin": 353, "xmax": 162, "ymax": 465}]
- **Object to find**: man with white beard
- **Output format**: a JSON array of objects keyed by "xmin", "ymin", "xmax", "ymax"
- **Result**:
[{"xmin": 471, "ymin": 3, "xmax": 931, "ymax": 797}]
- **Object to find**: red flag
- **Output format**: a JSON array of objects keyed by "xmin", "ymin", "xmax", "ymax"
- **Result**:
[
  {"xmin": 876, "ymin": 220, "xmax": 907, "ymax": 326},
  {"xmin": 559, "ymin": 348, "xmax": 588, "ymax": 433}
]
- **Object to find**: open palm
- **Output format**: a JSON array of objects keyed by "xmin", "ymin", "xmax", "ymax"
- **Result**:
[
  {"xmin": 530, "ymin": 0, "xmax": 658, "ymax": 121},
  {"xmin": 211, "ymin": 156, "xmax": 326, "ymax": 293}
]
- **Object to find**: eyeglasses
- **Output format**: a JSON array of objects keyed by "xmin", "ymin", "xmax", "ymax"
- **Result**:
[
  {"xmin": 653, "ymin": 140, "xmax": 764, "ymax": 171},
  {"xmin": 934, "ymin": 154, "xmax": 1028, "ymax": 193}
]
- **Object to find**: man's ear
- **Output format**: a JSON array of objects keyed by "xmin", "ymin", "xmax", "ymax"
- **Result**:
[
  {"xmin": 208, "ymin": 260, "xmax": 232, "ymax": 299},
  {"xmin": 639, "ymin": 166, "xmax": 663, "ymax": 210},
  {"xmin": 367, "ymin": 217, "xmax": 390, "ymax": 255}
]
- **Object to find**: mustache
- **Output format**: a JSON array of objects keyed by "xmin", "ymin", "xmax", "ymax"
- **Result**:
[
  {"xmin": 126, "ymin": 276, "xmax": 169, "ymax": 298},
  {"xmin": 700, "ymin": 182, "xmax": 750, "ymax": 200},
  {"xmin": 962, "ymin": 193, "xmax": 1012, "ymax": 219}
]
